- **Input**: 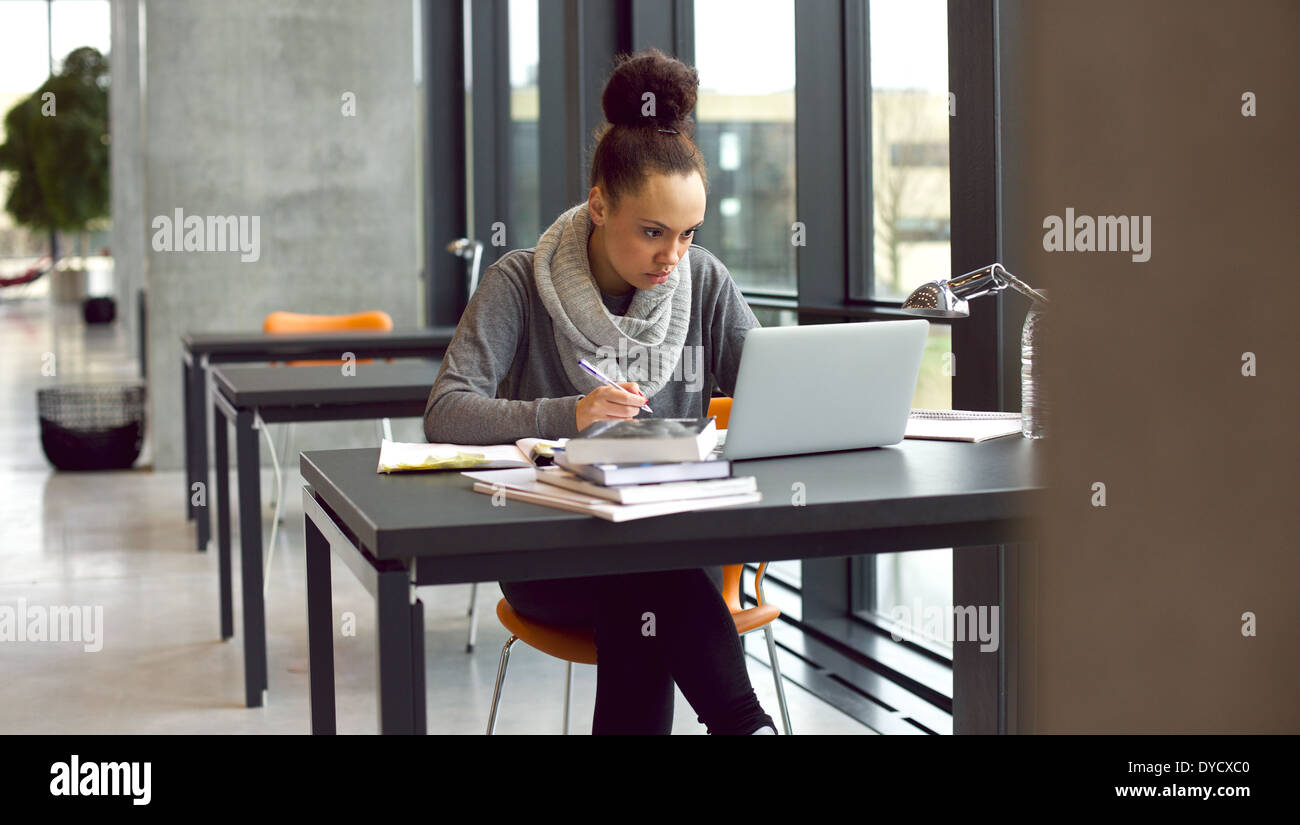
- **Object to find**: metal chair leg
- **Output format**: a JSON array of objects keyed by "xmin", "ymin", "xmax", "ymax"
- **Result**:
[
  {"xmin": 764, "ymin": 624, "xmax": 793, "ymax": 735},
  {"xmin": 466, "ymin": 584, "xmax": 480, "ymax": 653},
  {"xmin": 487, "ymin": 636, "xmax": 518, "ymax": 735},
  {"xmin": 267, "ymin": 426, "xmax": 281, "ymax": 510},
  {"xmin": 276, "ymin": 423, "xmax": 295, "ymax": 522},
  {"xmin": 562, "ymin": 661, "xmax": 573, "ymax": 735},
  {"xmin": 256, "ymin": 414, "xmax": 284, "ymax": 596}
]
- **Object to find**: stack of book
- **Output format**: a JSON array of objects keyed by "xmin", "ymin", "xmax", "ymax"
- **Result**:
[{"xmin": 463, "ymin": 417, "xmax": 762, "ymax": 522}]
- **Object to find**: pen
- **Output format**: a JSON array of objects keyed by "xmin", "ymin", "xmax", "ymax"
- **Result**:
[{"xmin": 577, "ymin": 358, "xmax": 653, "ymax": 413}]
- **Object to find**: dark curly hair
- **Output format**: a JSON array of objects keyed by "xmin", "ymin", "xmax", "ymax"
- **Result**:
[{"xmin": 589, "ymin": 47, "xmax": 709, "ymax": 208}]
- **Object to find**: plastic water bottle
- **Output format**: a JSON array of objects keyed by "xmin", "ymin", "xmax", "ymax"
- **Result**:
[{"xmin": 1020, "ymin": 290, "xmax": 1048, "ymax": 439}]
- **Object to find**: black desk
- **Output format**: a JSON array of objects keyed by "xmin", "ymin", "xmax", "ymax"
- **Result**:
[
  {"xmin": 210, "ymin": 361, "xmax": 440, "ymax": 708},
  {"xmin": 300, "ymin": 438, "xmax": 1044, "ymax": 734},
  {"xmin": 182, "ymin": 328, "xmax": 455, "ymax": 551}
]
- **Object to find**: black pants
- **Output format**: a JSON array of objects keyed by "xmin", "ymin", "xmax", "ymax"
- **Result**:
[{"xmin": 500, "ymin": 566, "xmax": 776, "ymax": 735}]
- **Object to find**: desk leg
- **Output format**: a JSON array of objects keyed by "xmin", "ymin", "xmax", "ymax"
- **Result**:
[
  {"xmin": 215, "ymin": 405, "xmax": 233, "ymax": 640},
  {"xmin": 236, "ymin": 408, "xmax": 267, "ymax": 707},
  {"xmin": 194, "ymin": 358, "xmax": 211, "ymax": 551},
  {"xmin": 376, "ymin": 568, "xmax": 416, "ymax": 734},
  {"xmin": 305, "ymin": 506, "xmax": 337, "ymax": 734},
  {"xmin": 952, "ymin": 543, "xmax": 1017, "ymax": 735},
  {"xmin": 412, "ymin": 597, "xmax": 426, "ymax": 735},
  {"xmin": 183, "ymin": 357, "xmax": 195, "ymax": 522}
]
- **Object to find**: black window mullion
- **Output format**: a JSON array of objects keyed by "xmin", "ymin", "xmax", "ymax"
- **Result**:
[
  {"xmin": 844, "ymin": 0, "xmax": 873, "ymax": 305},
  {"xmin": 423, "ymin": 0, "xmax": 468, "ymax": 327},
  {"xmin": 948, "ymin": 0, "xmax": 1004, "ymax": 412},
  {"xmin": 673, "ymin": 0, "xmax": 694, "ymax": 66},
  {"xmin": 470, "ymin": 0, "xmax": 512, "ymax": 271},
  {"xmin": 793, "ymin": 0, "xmax": 849, "ymax": 316},
  {"xmin": 631, "ymin": 0, "xmax": 693, "ymax": 63},
  {"xmin": 538, "ymin": 0, "xmax": 631, "ymax": 222}
]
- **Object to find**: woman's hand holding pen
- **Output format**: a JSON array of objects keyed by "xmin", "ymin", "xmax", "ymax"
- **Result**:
[{"xmin": 576, "ymin": 382, "xmax": 647, "ymax": 431}]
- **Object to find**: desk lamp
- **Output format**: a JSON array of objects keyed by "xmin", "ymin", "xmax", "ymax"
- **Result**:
[
  {"xmin": 899, "ymin": 262, "xmax": 1048, "ymax": 317},
  {"xmin": 446, "ymin": 238, "xmax": 484, "ymax": 297},
  {"xmin": 900, "ymin": 262, "xmax": 1051, "ymax": 438}
]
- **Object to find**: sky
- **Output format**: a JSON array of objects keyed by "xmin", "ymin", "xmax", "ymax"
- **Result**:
[{"xmin": 0, "ymin": 0, "xmax": 111, "ymax": 95}]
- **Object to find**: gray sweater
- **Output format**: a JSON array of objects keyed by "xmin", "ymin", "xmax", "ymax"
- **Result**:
[{"xmin": 423, "ymin": 244, "xmax": 760, "ymax": 444}]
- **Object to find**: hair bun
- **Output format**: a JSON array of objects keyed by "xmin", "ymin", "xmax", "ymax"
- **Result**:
[{"xmin": 601, "ymin": 47, "xmax": 699, "ymax": 132}]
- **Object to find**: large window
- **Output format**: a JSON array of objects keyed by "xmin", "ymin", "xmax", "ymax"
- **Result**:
[
  {"xmin": 692, "ymin": 0, "xmax": 797, "ymax": 296},
  {"xmin": 861, "ymin": 0, "xmax": 951, "ymax": 304},
  {"xmin": 859, "ymin": 0, "xmax": 954, "ymax": 654}
]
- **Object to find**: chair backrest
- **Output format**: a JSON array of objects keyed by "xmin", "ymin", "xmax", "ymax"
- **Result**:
[
  {"xmin": 707, "ymin": 395, "xmax": 733, "ymax": 430},
  {"xmin": 263, "ymin": 310, "xmax": 394, "ymax": 334},
  {"xmin": 262, "ymin": 310, "xmax": 394, "ymax": 366},
  {"xmin": 708, "ymin": 396, "xmax": 744, "ymax": 610}
]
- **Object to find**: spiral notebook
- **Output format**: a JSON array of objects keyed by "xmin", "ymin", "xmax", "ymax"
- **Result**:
[{"xmin": 904, "ymin": 409, "xmax": 1023, "ymax": 443}]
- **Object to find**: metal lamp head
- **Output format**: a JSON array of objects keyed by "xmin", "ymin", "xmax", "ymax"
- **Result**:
[
  {"xmin": 446, "ymin": 238, "xmax": 479, "ymax": 259},
  {"xmin": 901, "ymin": 281, "xmax": 970, "ymax": 318},
  {"xmin": 901, "ymin": 263, "xmax": 1047, "ymax": 318},
  {"xmin": 446, "ymin": 237, "xmax": 485, "ymax": 296}
]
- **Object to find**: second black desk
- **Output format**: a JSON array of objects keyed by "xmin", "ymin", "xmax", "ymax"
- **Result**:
[{"xmin": 210, "ymin": 360, "xmax": 439, "ymax": 708}]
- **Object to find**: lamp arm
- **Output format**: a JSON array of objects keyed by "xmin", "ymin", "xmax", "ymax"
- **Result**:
[{"xmin": 991, "ymin": 263, "xmax": 1049, "ymax": 304}]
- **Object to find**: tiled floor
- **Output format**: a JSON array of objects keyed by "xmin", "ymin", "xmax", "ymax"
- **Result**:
[{"xmin": 0, "ymin": 289, "xmax": 872, "ymax": 734}]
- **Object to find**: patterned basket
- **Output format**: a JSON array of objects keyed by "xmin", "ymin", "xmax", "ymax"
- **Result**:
[{"xmin": 37, "ymin": 383, "xmax": 146, "ymax": 471}]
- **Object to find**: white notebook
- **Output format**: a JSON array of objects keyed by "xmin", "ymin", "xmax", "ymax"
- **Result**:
[
  {"xmin": 462, "ymin": 468, "xmax": 762, "ymax": 522},
  {"xmin": 904, "ymin": 409, "xmax": 1023, "ymax": 443}
]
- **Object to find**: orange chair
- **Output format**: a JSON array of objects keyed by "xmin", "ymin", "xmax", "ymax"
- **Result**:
[
  {"xmin": 263, "ymin": 310, "xmax": 394, "ymax": 365},
  {"xmin": 486, "ymin": 397, "xmax": 793, "ymax": 735},
  {"xmin": 258, "ymin": 311, "xmax": 396, "ymax": 587}
]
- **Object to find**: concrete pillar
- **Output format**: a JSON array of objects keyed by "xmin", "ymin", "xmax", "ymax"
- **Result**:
[
  {"xmin": 141, "ymin": 0, "xmax": 420, "ymax": 469},
  {"xmin": 110, "ymin": 0, "xmax": 145, "ymax": 369},
  {"xmin": 1000, "ymin": 0, "xmax": 1300, "ymax": 732}
]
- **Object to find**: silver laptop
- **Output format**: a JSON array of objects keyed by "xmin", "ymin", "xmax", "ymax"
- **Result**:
[{"xmin": 720, "ymin": 319, "xmax": 929, "ymax": 460}]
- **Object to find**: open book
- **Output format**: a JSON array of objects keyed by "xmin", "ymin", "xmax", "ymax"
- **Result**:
[{"xmin": 376, "ymin": 437, "xmax": 567, "ymax": 473}]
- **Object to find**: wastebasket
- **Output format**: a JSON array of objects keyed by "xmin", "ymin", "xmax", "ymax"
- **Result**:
[{"xmin": 37, "ymin": 383, "xmax": 146, "ymax": 471}]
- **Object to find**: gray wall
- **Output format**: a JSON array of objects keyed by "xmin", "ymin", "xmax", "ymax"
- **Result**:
[
  {"xmin": 138, "ymin": 0, "xmax": 421, "ymax": 469},
  {"xmin": 1001, "ymin": 0, "xmax": 1300, "ymax": 731}
]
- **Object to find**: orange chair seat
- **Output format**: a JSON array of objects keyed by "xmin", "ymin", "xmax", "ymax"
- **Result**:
[
  {"xmin": 263, "ymin": 310, "xmax": 394, "ymax": 366},
  {"xmin": 496, "ymin": 598, "xmax": 781, "ymax": 666},
  {"xmin": 496, "ymin": 599, "xmax": 598, "ymax": 665}
]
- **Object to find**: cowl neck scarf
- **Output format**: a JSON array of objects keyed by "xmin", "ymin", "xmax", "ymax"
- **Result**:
[{"xmin": 533, "ymin": 202, "xmax": 691, "ymax": 399}]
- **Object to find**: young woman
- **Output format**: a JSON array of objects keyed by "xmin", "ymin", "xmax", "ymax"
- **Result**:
[{"xmin": 424, "ymin": 48, "xmax": 776, "ymax": 735}]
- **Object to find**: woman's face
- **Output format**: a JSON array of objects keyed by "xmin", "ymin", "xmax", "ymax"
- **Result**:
[{"xmin": 587, "ymin": 172, "xmax": 706, "ymax": 295}]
